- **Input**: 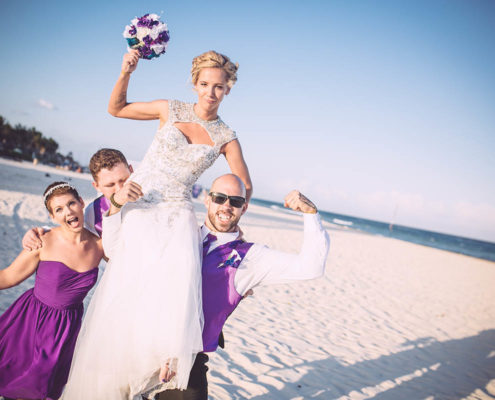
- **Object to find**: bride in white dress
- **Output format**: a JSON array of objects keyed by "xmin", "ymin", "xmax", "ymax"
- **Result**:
[{"xmin": 62, "ymin": 50, "xmax": 252, "ymax": 399}]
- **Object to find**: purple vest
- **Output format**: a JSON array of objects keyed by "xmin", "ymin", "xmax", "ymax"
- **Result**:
[
  {"xmin": 202, "ymin": 239, "xmax": 254, "ymax": 352},
  {"xmin": 92, "ymin": 195, "xmax": 110, "ymax": 237}
]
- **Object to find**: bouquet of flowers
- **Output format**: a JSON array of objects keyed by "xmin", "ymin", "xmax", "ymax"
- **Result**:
[{"xmin": 123, "ymin": 13, "xmax": 170, "ymax": 60}]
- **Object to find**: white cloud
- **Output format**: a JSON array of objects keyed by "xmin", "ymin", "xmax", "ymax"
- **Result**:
[{"xmin": 37, "ymin": 99, "xmax": 57, "ymax": 110}]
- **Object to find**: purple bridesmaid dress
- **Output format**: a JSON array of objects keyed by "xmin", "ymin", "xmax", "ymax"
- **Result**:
[{"xmin": 0, "ymin": 261, "xmax": 98, "ymax": 400}]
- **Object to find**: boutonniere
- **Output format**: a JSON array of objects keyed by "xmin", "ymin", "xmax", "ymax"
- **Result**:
[{"xmin": 218, "ymin": 249, "xmax": 242, "ymax": 269}]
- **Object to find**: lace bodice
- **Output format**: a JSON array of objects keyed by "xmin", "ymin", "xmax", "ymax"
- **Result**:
[{"xmin": 130, "ymin": 100, "xmax": 236, "ymax": 208}]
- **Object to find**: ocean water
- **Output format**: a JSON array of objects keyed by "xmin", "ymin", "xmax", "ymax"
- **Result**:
[{"xmin": 251, "ymin": 198, "xmax": 495, "ymax": 263}]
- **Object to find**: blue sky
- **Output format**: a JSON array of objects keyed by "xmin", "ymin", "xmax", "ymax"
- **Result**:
[{"xmin": 1, "ymin": 0, "xmax": 494, "ymax": 242}]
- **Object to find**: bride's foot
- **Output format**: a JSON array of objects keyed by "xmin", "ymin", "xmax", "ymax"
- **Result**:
[{"xmin": 159, "ymin": 358, "xmax": 177, "ymax": 382}]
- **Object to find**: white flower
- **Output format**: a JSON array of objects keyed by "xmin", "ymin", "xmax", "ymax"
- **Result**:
[
  {"xmin": 151, "ymin": 43, "xmax": 165, "ymax": 55},
  {"xmin": 131, "ymin": 17, "xmax": 139, "ymax": 26},
  {"xmin": 123, "ymin": 25, "xmax": 134, "ymax": 38},
  {"xmin": 150, "ymin": 25, "xmax": 161, "ymax": 40},
  {"xmin": 136, "ymin": 27, "xmax": 151, "ymax": 41},
  {"xmin": 148, "ymin": 13, "xmax": 159, "ymax": 20}
]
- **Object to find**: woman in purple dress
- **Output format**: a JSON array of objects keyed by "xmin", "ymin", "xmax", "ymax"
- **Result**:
[{"xmin": 0, "ymin": 182, "xmax": 103, "ymax": 400}]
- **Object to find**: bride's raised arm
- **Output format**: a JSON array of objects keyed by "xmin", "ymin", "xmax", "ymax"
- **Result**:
[
  {"xmin": 108, "ymin": 50, "xmax": 169, "ymax": 124},
  {"xmin": 222, "ymin": 139, "xmax": 253, "ymax": 202}
]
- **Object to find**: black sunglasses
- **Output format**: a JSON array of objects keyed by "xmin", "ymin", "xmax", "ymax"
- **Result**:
[{"xmin": 208, "ymin": 192, "xmax": 246, "ymax": 208}]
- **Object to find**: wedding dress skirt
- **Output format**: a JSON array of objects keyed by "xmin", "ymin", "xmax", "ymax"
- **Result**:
[{"xmin": 62, "ymin": 203, "xmax": 204, "ymax": 399}]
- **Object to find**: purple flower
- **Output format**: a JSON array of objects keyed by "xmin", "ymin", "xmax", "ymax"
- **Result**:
[
  {"xmin": 143, "ymin": 35, "xmax": 153, "ymax": 45},
  {"xmin": 137, "ymin": 15, "xmax": 150, "ymax": 28},
  {"xmin": 152, "ymin": 37, "xmax": 166, "ymax": 45},
  {"xmin": 128, "ymin": 25, "xmax": 137, "ymax": 36},
  {"xmin": 158, "ymin": 31, "xmax": 170, "ymax": 43},
  {"xmin": 137, "ymin": 13, "xmax": 160, "ymax": 28},
  {"xmin": 140, "ymin": 46, "xmax": 153, "ymax": 58}
]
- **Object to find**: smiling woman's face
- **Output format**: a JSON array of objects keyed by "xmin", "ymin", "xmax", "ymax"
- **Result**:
[{"xmin": 194, "ymin": 67, "xmax": 231, "ymax": 112}]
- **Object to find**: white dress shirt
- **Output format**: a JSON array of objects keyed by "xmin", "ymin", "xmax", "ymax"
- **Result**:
[{"xmin": 200, "ymin": 213, "xmax": 329, "ymax": 295}]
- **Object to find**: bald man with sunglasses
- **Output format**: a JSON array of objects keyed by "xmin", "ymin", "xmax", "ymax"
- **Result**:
[{"xmin": 102, "ymin": 173, "xmax": 330, "ymax": 400}]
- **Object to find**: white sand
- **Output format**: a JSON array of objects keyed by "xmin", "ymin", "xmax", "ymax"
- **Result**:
[{"xmin": 1, "ymin": 158, "xmax": 494, "ymax": 399}]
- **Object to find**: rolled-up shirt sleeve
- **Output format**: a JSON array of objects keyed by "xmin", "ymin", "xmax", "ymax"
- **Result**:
[
  {"xmin": 101, "ymin": 212, "xmax": 123, "ymax": 260},
  {"xmin": 234, "ymin": 213, "xmax": 330, "ymax": 295}
]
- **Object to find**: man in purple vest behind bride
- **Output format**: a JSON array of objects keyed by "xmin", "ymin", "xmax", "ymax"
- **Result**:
[
  {"xmin": 103, "ymin": 173, "xmax": 330, "ymax": 400},
  {"xmin": 22, "ymin": 148, "xmax": 135, "ymax": 248}
]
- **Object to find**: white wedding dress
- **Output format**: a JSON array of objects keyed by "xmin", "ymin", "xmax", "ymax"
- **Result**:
[{"xmin": 62, "ymin": 100, "xmax": 237, "ymax": 399}]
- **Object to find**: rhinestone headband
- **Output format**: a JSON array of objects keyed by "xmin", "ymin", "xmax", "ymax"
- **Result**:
[{"xmin": 43, "ymin": 183, "xmax": 76, "ymax": 204}]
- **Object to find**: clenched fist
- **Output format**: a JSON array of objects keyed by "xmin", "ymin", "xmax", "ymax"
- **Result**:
[
  {"xmin": 113, "ymin": 180, "xmax": 143, "ymax": 207},
  {"xmin": 284, "ymin": 190, "xmax": 317, "ymax": 214},
  {"xmin": 121, "ymin": 50, "xmax": 140, "ymax": 75}
]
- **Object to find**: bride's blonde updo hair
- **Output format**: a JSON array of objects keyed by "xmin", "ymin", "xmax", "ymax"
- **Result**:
[{"xmin": 191, "ymin": 50, "xmax": 239, "ymax": 88}]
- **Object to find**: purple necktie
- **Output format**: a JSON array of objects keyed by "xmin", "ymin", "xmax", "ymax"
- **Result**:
[{"xmin": 203, "ymin": 233, "xmax": 217, "ymax": 258}]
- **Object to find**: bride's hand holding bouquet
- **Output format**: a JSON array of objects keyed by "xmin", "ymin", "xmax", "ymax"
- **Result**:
[{"xmin": 121, "ymin": 50, "xmax": 140, "ymax": 75}]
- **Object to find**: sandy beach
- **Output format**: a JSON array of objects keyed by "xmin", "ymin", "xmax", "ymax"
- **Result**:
[{"xmin": 1, "ymin": 158, "xmax": 494, "ymax": 399}]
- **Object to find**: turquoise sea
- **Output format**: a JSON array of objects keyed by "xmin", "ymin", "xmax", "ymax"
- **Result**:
[{"xmin": 251, "ymin": 198, "xmax": 495, "ymax": 263}]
